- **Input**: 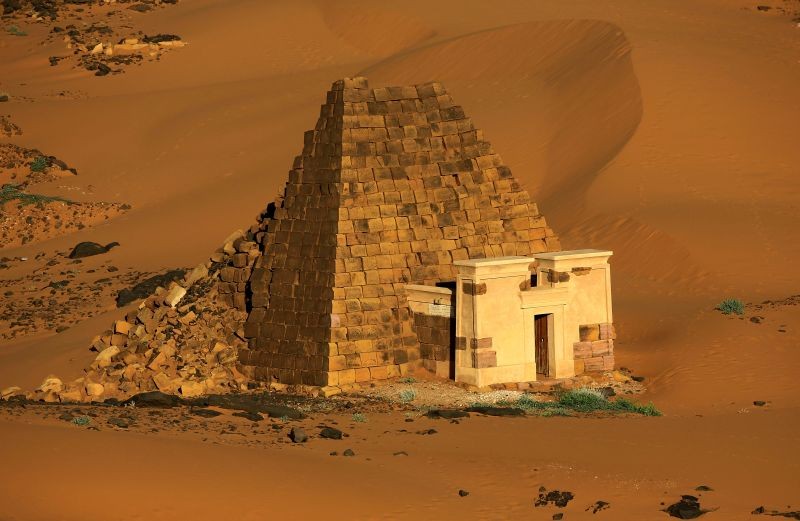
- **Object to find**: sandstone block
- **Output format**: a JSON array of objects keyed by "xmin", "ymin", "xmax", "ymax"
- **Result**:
[{"xmin": 164, "ymin": 285, "xmax": 187, "ymax": 308}]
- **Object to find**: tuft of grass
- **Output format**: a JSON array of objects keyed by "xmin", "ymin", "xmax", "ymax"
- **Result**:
[
  {"xmin": 1, "ymin": 184, "xmax": 70, "ymax": 207},
  {"xmin": 398, "ymin": 388, "xmax": 417, "ymax": 403},
  {"xmin": 716, "ymin": 298, "xmax": 745, "ymax": 315},
  {"xmin": 30, "ymin": 156, "xmax": 49, "ymax": 173},
  {"xmin": 7, "ymin": 25, "xmax": 27, "ymax": 37},
  {"xmin": 71, "ymin": 416, "xmax": 90, "ymax": 426},
  {"xmin": 352, "ymin": 412, "xmax": 367, "ymax": 423},
  {"xmin": 557, "ymin": 387, "xmax": 609, "ymax": 412},
  {"xmin": 399, "ymin": 377, "xmax": 416, "ymax": 384}
]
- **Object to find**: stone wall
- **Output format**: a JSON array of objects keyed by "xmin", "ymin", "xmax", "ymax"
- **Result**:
[
  {"xmin": 238, "ymin": 76, "xmax": 560, "ymax": 387},
  {"xmin": 573, "ymin": 322, "xmax": 615, "ymax": 374}
]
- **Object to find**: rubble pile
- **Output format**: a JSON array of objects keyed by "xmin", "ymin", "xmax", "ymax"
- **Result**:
[{"xmin": 1, "ymin": 229, "xmax": 267, "ymax": 403}]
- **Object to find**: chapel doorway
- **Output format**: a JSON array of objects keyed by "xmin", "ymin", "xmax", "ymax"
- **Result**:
[{"xmin": 534, "ymin": 313, "xmax": 551, "ymax": 376}]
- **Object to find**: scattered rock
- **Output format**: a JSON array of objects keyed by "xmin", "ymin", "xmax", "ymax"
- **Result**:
[
  {"xmin": 750, "ymin": 316, "xmax": 763, "ymax": 324},
  {"xmin": 586, "ymin": 500, "xmax": 610, "ymax": 513},
  {"xmin": 458, "ymin": 489, "xmax": 469, "ymax": 497},
  {"xmin": 694, "ymin": 485, "xmax": 713, "ymax": 492},
  {"xmin": 342, "ymin": 448, "xmax": 355, "ymax": 457},
  {"xmin": 752, "ymin": 506, "xmax": 800, "ymax": 519},
  {"xmin": 68, "ymin": 241, "xmax": 119, "ymax": 259},
  {"xmin": 288, "ymin": 427, "xmax": 308, "ymax": 443},
  {"xmin": 664, "ymin": 495, "xmax": 710, "ymax": 519},
  {"xmin": 416, "ymin": 428, "xmax": 437, "ymax": 435},
  {"xmin": 58, "ymin": 411, "xmax": 75, "ymax": 422},
  {"xmin": 753, "ymin": 400, "xmax": 767, "ymax": 407},
  {"xmin": 552, "ymin": 514, "xmax": 563, "ymax": 521},
  {"xmin": 393, "ymin": 451, "xmax": 408, "ymax": 456},
  {"xmin": 535, "ymin": 488, "xmax": 574, "ymax": 508},
  {"xmin": 320, "ymin": 426, "xmax": 343, "ymax": 439},
  {"xmin": 107, "ymin": 417, "xmax": 129, "ymax": 429},
  {"xmin": 232, "ymin": 411, "xmax": 263, "ymax": 422},
  {"xmin": 426, "ymin": 409, "xmax": 469, "ymax": 419}
]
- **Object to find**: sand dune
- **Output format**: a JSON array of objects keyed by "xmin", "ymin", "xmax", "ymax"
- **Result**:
[{"xmin": 1, "ymin": 0, "xmax": 799, "ymax": 518}]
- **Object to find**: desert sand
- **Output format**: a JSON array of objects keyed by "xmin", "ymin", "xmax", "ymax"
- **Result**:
[{"xmin": 1, "ymin": 0, "xmax": 799, "ymax": 519}]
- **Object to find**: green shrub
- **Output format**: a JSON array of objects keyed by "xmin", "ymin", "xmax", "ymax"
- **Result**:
[
  {"xmin": 516, "ymin": 388, "xmax": 662, "ymax": 417},
  {"xmin": 399, "ymin": 377, "xmax": 416, "ymax": 383},
  {"xmin": 716, "ymin": 298, "xmax": 745, "ymax": 315},
  {"xmin": 30, "ymin": 156, "xmax": 49, "ymax": 172},
  {"xmin": 611, "ymin": 398, "xmax": 662, "ymax": 416},
  {"xmin": 71, "ymin": 416, "xmax": 90, "ymax": 426},
  {"xmin": 399, "ymin": 388, "xmax": 417, "ymax": 402},
  {"xmin": 556, "ymin": 387, "xmax": 609, "ymax": 412},
  {"xmin": 352, "ymin": 412, "xmax": 367, "ymax": 423}
]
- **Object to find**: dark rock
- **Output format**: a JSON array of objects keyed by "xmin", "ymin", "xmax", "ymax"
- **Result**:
[
  {"xmin": 750, "ymin": 316, "xmax": 763, "ymax": 324},
  {"xmin": 94, "ymin": 63, "xmax": 111, "ymax": 76},
  {"xmin": 142, "ymin": 34, "xmax": 181, "ymax": 44},
  {"xmin": 68, "ymin": 241, "xmax": 119, "ymax": 259},
  {"xmin": 0, "ymin": 94, "xmax": 8, "ymax": 103},
  {"xmin": 535, "ymin": 489, "xmax": 574, "ymax": 508},
  {"xmin": 465, "ymin": 406, "xmax": 525, "ymax": 417},
  {"xmin": 600, "ymin": 386, "xmax": 616, "ymax": 398},
  {"xmin": 694, "ymin": 485, "xmax": 713, "ymax": 492},
  {"xmin": 664, "ymin": 495, "xmax": 708, "ymax": 519},
  {"xmin": 586, "ymin": 500, "xmax": 610, "ymax": 513},
  {"xmin": 416, "ymin": 428, "xmax": 437, "ymax": 435},
  {"xmin": 552, "ymin": 514, "xmax": 563, "ymax": 521},
  {"xmin": 288, "ymin": 427, "xmax": 307, "ymax": 443},
  {"xmin": 197, "ymin": 395, "xmax": 304, "ymax": 419},
  {"xmin": 58, "ymin": 411, "xmax": 75, "ymax": 422},
  {"xmin": 458, "ymin": 489, "xmax": 469, "ymax": 497},
  {"xmin": 756, "ymin": 5, "xmax": 771, "ymax": 11},
  {"xmin": 128, "ymin": 3, "xmax": 152, "ymax": 12},
  {"xmin": 393, "ymin": 451, "xmax": 408, "ymax": 456},
  {"xmin": 122, "ymin": 391, "xmax": 179, "ymax": 408},
  {"xmin": 191, "ymin": 408, "xmax": 221, "ymax": 418},
  {"xmin": 116, "ymin": 269, "xmax": 185, "ymax": 307},
  {"xmin": 320, "ymin": 426, "xmax": 343, "ymax": 439},
  {"xmin": 232, "ymin": 411, "xmax": 263, "ymax": 422},
  {"xmin": 753, "ymin": 400, "xmax": 767, "ymax": 407},
  {"xmin": 631, "ymin": 375, "xmax": 646, "ymax": 383},
  {"xmin": 107, "ymin": 417, "xmax": 129, "ymax": 428},
  {"xmin": 426, "ymin": 409, "xmax": 470, "ymax": 419},
  {"xmin": 752, "ymin": 506, "xmax": 800, "ymax": 519},
  {"xmin": 342, "ymin": 448, "xmax": 355, "ymax": 456}
]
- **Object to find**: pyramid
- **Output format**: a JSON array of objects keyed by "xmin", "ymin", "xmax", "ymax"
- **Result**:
[{"xmin": 236, "ymin": 77, "xmax": 560, "ymax": 388}]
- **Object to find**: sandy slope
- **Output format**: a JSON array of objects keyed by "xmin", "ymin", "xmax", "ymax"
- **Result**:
[{"xmin": 1, "ymin": 0, "xmax": 799, "ymax": 518}]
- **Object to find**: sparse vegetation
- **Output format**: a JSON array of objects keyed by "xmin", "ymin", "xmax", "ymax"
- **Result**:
[
  {"xmin": 399, "ymin": 377, "xmax": 417, "ymax": 383},
  {"xmin": 6, "ymin": 25, "xmax": 27, "ymax": 37},
  {"xmin": 399, "ymin": 388, "xmax": 417, "ymax": 402},
  {"xmin": 30, "ymin": 156, "xmax": 49, "ymax": 173},
  {"xmin": 352, "ymin": 412, "xmax": 367, "ymax": 423},
  {"xmin": 515, "ymin": 388, "xmax": 661, "ymax": 416},
  {"xmin": 716, "ymin": 298, "xmax": 745, "ymax": 315},
  {"xmin": 0, "ymin": 184, "xmax": 70, "ymax": 207},
  {"xmin": 71, "ymin": 416, "xmax": 90, "ymax": 426}
]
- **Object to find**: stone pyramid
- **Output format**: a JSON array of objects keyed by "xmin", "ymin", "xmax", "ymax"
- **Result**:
[{"xmin": 237, "ymin": 77, "xmax": 560, "ymax": 388}]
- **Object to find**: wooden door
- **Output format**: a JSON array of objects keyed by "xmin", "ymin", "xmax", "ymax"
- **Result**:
[{"xmin": 535, "ymin": 314, "xmax": 549, "ymax": 376}]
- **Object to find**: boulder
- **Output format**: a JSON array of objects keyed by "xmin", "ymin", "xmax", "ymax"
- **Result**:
[
  {"xmin": 164, "ymin": 285, "xmax": 186, "ymax": 308},
  {"xmin": 38, "ymin": 375, "xmax": 64, "ymax": 393},
  {"xmin": 68, "ymin": 241, "xmax": 119, "ymax": 259}
]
